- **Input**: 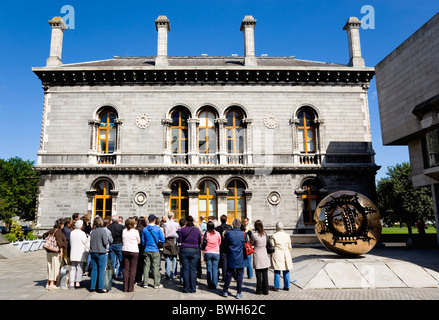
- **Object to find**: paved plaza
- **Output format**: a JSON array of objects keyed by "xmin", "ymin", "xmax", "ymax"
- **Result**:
[{"xmin": 1, "ymin": 245, "xmax": 439, "ymax": 301}]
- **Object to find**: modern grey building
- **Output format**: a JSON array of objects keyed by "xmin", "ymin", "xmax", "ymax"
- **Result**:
[
  {"xmin": 375, "ymin": 12, "xmax": 439, "ymax": 242},
  {"xmin": 33, "ymin": 15, "xmax": 377, "ymax": 234}
]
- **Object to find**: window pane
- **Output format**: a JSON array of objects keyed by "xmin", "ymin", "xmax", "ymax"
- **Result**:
[
  {"xmin": 199, "ymin": 199, "xmax": 207, "ymax": 211},
  {"xmin": 100, "ymin": 113, "xmax": 108, "ymax": 126},
  {"xmin": 108, "ymin": 113, "xmax": 116, "ymax": 126},
  {"xmin": 207, "ymin": 112, "xmax": 215, "ymax": 127},
  {"xmin": 180, "ymin": 112, "xmax": 188, "ymax": 127},
  {"xmin": 234, "ymin": 113, "xmax": 242, "ymax": 127},
  {"xmin": 237, "ymin": 198, "xmax": 245, "ymax": 211},
  {"xmin": 227, "ymin": 199, "xmax": 235, "ymax": 211},
  {"xmin": 209, "ymin": 199, "xmax": 217, "ymax": 213},
  {"xmin": 226, "ymin": 112, "xmax": 234, "ymax": 126},
  {"xmin": 208, "ymin": 181, "xmax": 216, "ymax": 193},
  {"xmin": 171, "ymin": 139, "xmax": 178, "ymax": 153},
  {"xmin": 307, "ymin": 140, "xmax": 315, "ymax": 152},
  {"xmin": 199, "ymin": 181, "xmax": 207, "ymax": 195},
  {"xmin": 107, "ymin": 140, "xmax": 115, "ymax": 153},
  {"xmin": 99, "ymin": 141, "xmax": 107, "ymax": 153},
  {"xmin": 208, "ymin": 138, "xmax": 216, "ymax": 153},
  {"xmin": 180, "ymin": 140, "xmax": 188, "ymax": 153}
]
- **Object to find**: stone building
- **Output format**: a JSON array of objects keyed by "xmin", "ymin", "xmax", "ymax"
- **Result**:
[
  {"xmin": 33, "ymin": 15, "xmax": 377, "ymax": 234},
  {"xmin": 375, "ymin": 12, "xmax": 439, "ymax": 243}
]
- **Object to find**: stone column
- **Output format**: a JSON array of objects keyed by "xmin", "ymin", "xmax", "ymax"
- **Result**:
[
  {"xmin": 243, "ymin": 118, "xmax": 253, "ymax": 165},
  {"xmin": 215, "ymin": 118, "xmax": 228, "ymax": 165},
  {"xmin": 240, "ymin": 16, "xmax": 257, "ymax": 66},
  {"xmin": 47, "ymin": 17, "xmax": 67, "ymax": 66},
  {"xmin": 155, "ymin": 16, "xmax": 170, "ymax": 67},
  {"xmin": 188, "ymin": 118, "xmax": 200, "ymax": 165},
  {"xmin": 216, "ymin": 190, "xmax": 229, "ymax": 220},
  {"xmin": 343, "ymin": 17, "xmax": 365, "ymax": 67},
  {"xmin": 162, "ymin": 189, "xmax": 172, "ymax": 214},
  {"xmin": 188, "ymin": 190, "xmax": 200, "ymax": 221},
  {"xmin": 244, "ymin": 190, "xmax": 253, "ymax": 223},
  {"xmin": 162, "ymin": 119, "xmax": 172, "ymax": 165}
]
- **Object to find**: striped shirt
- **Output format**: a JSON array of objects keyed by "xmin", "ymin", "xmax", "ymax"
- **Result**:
[{"xmin": 163, "ymin": 220, "xmax": 180, "ymax": 238}]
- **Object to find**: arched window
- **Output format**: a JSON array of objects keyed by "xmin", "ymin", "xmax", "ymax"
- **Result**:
[
  {"xmin": 198, "ymin": 180, "xmax": 217, "ymax": 219},
  {"xmin": 226, "ymin": 110, "xmax": 244, "ymax": 154},
  {"xmin": 198, "ymin": 110, "xmax": 217, "ymax": 155},
  {"xmin": 227, "ymin": 179, "xmax": 246, "ymax": 223},
  {"xmin": 302, "ymin": 179, "xmax": 319, "ymax": 225},
  {"xmin": 94, "ymin": 179, "xmax": 113, "ymax": 218},
  {"xmin": 297, "ymin": 109, "xmax": 316, "ymax": 153},
  {"xmin": 98, "ymin": 110, "xmax": 117, "ymax": 153},
  {"xmin": 171, "ymin": 110, "xmax": 188, "ymax": 155},
  {"xmin": 170, "ymin": 180, "xmax": 189, "ymax": 221}
]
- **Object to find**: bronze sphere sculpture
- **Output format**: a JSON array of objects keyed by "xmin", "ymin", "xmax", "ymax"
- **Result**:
[{"xmin": 314, "ymin": 190, "xmax": 382, "ymax": 256}]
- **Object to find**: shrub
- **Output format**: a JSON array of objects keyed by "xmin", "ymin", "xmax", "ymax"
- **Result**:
[
  {"xmin": 4, "ymin": 233, "xmax": 17, "ymax": 243},
  {"xmin": 25, "ymin": 232, "xmax": 37, "ymax": 240},
  {"xmin": 9, "ymin": 220, "xmax": 24, "ymax": 241}
]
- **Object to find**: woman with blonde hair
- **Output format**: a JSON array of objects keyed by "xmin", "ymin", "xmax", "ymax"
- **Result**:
[
  {"xmin": 270, "ymin": 221, "xmax": 293, "ymax": 291},
  {"xmin": 122, "ymin": 218, "xmax": 140, "ymax": 292}
]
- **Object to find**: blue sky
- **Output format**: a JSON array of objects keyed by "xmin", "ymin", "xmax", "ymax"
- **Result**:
[{"xmin": 0, "ymin": 0, "xmax": 438, "ymax": 181}]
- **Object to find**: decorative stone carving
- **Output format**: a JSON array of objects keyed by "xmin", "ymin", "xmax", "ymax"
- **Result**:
[
  {"xmin": 134, "ymin": 191, "xmax": 147, "ymax": 205},
  {"xmin": 135, "ymin": 113, "xmax": 151, "ymax": 129},
  {"xmin": 267, "ymin": 191, "xmax": 281, "ymax": 205},
  {"xmin": 263, "ymin": 113, "xmax": 279, "ymax": 129}
]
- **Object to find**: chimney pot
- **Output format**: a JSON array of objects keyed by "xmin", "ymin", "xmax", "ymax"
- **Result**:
[
  {"xmin": 46, "ymin": 17, "xmax": 67, "ymax": 66},
  {"xmin": 155, "ymin": 15, "xmax": 170, "ymax": 67},
  {"xmin": 343, "ymin": 17, "xmax": 365, "ymax": 67},
  {"xmin": 240, "ymin": 16, "xmax": 257, "ymax": 66}
]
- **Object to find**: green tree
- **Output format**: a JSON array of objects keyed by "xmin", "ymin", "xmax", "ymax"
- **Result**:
[
  {"xmin": 376, "ymin": 162, "xmax": 434, "ymax": 234},
  {"xmin": 0, "ymin": 157, "xmax": 38, "ymax": 227}
]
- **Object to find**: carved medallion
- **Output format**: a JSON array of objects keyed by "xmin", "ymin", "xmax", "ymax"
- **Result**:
[
  {"xmin": 267, "ymin": 191, "xmax": 281, "ymax": 205},
  {"xmin": 134, "ymin": 192, "xmax": 147, "ymax": 206},
  {"xmin": 135, "ymin": 113, "xmax": 151, "ymax": 129},
  {"xmin": 263, "ymin": 113, "xmax": 279, "ymax": 129}
]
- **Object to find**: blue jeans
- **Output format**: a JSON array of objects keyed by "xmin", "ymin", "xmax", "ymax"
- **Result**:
[
  {"xmin": 204, "ymin": 252, "xmax": 220, "ymax": 289},
  {"xmin": 246, "ymin": 255, "xmax": 253, "ymax": 279},
  {"xmin": 223, "ymin": 267, "xmax": 244, "ymax": 294},
  {"xmin": 180, "ymin": 247, "xmax": 200, "ymax": 293},
  {"xmin": 274, "ymin": 270, "xmax": 290, "ymax": 289},
  {"xmin": 90, "ymin": 252, "xmax": 107, "ymax": 290},
  {"xmin": 165, "ymin": 255, "xmax": 177, "ymax": 279},
  {"xmin": 109, "ymin": 243, "xmax": 123, "ymax": 277}
]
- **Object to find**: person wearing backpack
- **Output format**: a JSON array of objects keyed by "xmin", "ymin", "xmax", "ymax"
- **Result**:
[
  {"xmin": 250, "ymin": 220, "xmax": 270, "ymax": 295},
  {"xmin": 215, "ymin": 214, "xmax": 231, "ymax": 282}
]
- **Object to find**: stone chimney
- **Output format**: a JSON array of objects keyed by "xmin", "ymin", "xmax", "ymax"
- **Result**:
[
  {"xmin": 155, "ymin": 15, "xmax": 170, "ymax": 67},
  {"xmin": 343, "ymin": 17, "xmax": 365, "ymax": 67},
  {"xmin": 46, "ymin": 17, "xmax": 67, "ymax": 67},
  {"xmin": 240, "ymin": 16, "xmax": 257, "ymax": 66}
]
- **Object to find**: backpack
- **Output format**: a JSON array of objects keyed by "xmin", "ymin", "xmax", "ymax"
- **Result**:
[{"xmin": 265, "ymin": 233, "xmax": 275, "ymax": 255}]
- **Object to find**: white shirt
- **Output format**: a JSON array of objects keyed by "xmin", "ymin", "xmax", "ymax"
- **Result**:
[{"xmin": 122, "ymin": 228, "xmax": 140, "ymax": 253}]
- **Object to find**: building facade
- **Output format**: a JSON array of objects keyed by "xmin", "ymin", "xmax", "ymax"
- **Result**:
[
  {"xmin": 33, "ymin": 15, "xmax": 377, "ymax": 234},
  {"xmin": 375, "ymin": 12, "xmax": 439, "ymax": 243}
]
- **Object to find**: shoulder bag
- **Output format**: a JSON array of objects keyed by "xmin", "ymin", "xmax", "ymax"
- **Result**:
[
  {"xmin": 265, "ymin": 232, "xmax": 275, "ymax": 255},
  {"xmin": 149, "ymin": 228, "xmax": 164, "ymax": 249},
  {"xmin": 243, "ymin": 231, "xmax": 254, "ymax": 256},
  {"xmin": 43, "ymin": 229, "xmax": 60, "ymax": 252}
]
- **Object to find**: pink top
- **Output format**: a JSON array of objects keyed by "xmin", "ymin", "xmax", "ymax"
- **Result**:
[
  {"xmin": 122, "ymin": 228, "xmax": 140, "ymax": 253},
  {"xmin": 204, "ymin": 230, "xmax": 221, "ymax": 254}
]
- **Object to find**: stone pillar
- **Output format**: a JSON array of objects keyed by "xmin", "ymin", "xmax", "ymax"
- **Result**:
[
  {"xmin": 47, "ymin": 17, "xmax": 67, "ymax": 66},
  {"xmin": 343, "ymin": 17, "xmax": 365, "ymax": 67},
  {"xmin": 188, "ymin": 190, "xmax": 200, "ymax": 221},
  {"xmin": 243, "ymin": 119, "xmax": 253, "ymax": 165},
  {"xmin": 240, "ymin": 16, "xmax": 257, "ymax": 66},
  {"xmin": 188, "ymin": 118, "xmax": 200, "ymax": 165},
  {"xmin": 162, "ymin": 119, "xmax": 172, "ymax": 165},
  {"xmin": 216, "ymin": 118, "xmax": 228, "ymax": 165},
  {"xmin": 155, "ymin": 16, "xmax": 170, "ymax": 67},
  {"xmin": 216, "ymin": 190, "xmax": 229, "ymax": 220}
]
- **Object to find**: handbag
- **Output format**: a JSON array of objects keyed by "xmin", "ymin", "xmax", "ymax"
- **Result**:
[
  {"xmin": 200, "ymin": 232, "xmax": 207, "ymax": 251},
  {"xmin": 265, "ymin": 233, "xmax": 275, "ymax": 254},
  {"xmin": 149, "ymin": 229, "xmax": 164, "ymax": 249},
  {"xmin": 43, "ymin": 229, "xmax": 60, "ymax": 252},
  {"xmin": 243, "ymin": 231, "xmax": 254, "ymax": 256}
]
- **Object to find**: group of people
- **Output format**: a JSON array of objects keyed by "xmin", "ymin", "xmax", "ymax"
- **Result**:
[{"xmin": 42, "ymin": 211, "xmax": 293, "ymax": 298}]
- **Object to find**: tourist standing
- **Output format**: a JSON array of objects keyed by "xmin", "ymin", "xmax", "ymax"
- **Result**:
[
  {"xmin": 250, "ymin": 220, "xmax": 270, "ymax": 295},
  {"xmin": 141, "ymin": 214, "xmax": 164, "ymax": 289},
  {"xmin": 221, "ymin": 218, "xmax": 246, "ymax": 299},
  {"xmin": 178, "ymin": 216, "xmax": 202, "ymax": 293},
  {"xmin": 135, "ymin": 216, "xmax": 147, "ymax": 284},
  {"xmin": 43, "ymin": 218, "xmax": 67, "ymax": 290},
  {"xmin": 122, "ymin": 218, "xmax": 140, "ymax": 292},
  {"xmin": 89, "ymin": 216, "xmax": 109, "ymax": 293},
  {"xmin": 69, "ymin": 219, "xmax": 89, "ymax": 289},
  {"xmin": 270, "ymin": 221, "xmax": 293, "ymax": 291},
  {"xmin": 203, "ymin": 221, "xmax": 221, "ymax": 289},
  {"xmin": 163, "ymin": 211, "xmax": 181, "ymax": 280},
  {"xmin": 108, "ymin": 215, "xmax": 125, "ymax": 279},
  {"xmin": 215, "ymin": 214, "xmax": 232, "ymax": 281}
]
